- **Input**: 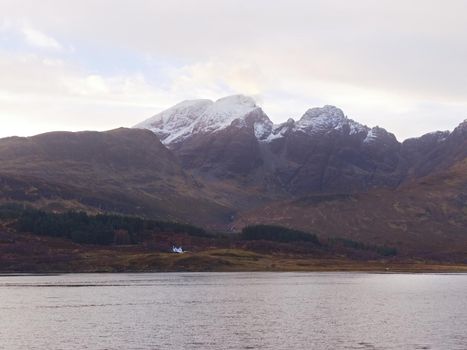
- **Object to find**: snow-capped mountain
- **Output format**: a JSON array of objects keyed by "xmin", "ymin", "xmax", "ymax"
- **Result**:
[
  {"xmin": 135, "ymin": 95, "xmax": 269, "ymax": 145},
  {"xmin": 134, "ymin": 99, "xmax": 213, "ymax": 144},
  {"xmin": 134, "ymin": 95, "xmax": 407, "ymax": 193},
  {"xmin": 296, "ymin": 105, "xmax": 369, "ymax": 135},
  {"xmin": 265, "ymin": 105, "xmax": 370, "ymax": 142},
  {"xmin": 133, "ymin": 94, "xmax": 466, "ymax": 195},
  {"xmin": 1, "ymin": 98, "xmax": 465, "ymax": 249},
  {"xmin": 134, "ymin": 95, "xmax": 379, "ymax": 146}
]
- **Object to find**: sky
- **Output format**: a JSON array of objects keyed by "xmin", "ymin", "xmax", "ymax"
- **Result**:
[{"xmin": 1, "ymin": 0, "xmax": 467, "ymax": 140}]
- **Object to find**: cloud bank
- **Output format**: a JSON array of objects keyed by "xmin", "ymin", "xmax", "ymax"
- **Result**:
[{"xmin": 1, "ymin": 0, "xmax": 467, "ymax": 139}]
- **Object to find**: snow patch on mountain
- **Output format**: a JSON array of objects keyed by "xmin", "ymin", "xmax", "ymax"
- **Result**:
[
  {"xmin": 263, "ymin": 118, "xmax": 296, "ymax": 142},
  {"xmin": 134, "ymin": 99, "xmax": 212, "ymax": 144},
  {"xmin": 193, "ymin": 95, "xmax": 258, "ymax": 134},
  {"xmin": 363, "ymin": 126, "xmax": 399, "ymax": 145},
  {"xmin": 297, "ymin": 105, "xmax": 369, "ymax": 135},
  {"xmin": 134, "ymin": 95, "xmax": 261, "ymax": 145},
  {"xmin": 135, "ymin": 96, "xmax": 389, "ymax": 145},
  {"xmin": 363, "ymin": 128, "xmax": 378, "ymax": 143},
  {"xmin": 254, "ymin": 121, "xmax": 270, "ymax": 140}
]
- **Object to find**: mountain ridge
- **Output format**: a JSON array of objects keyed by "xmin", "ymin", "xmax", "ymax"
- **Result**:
[
  {"xmin": 134, "ymin": 95, "xmax": 422, "ymax": 195},
  {"xmin": 0, "ymin": 96, "xmax": 466, "ymax": 256},
  {"xmin": 134, "ymin": 95, "xmax": 387, "ymax": 146}
]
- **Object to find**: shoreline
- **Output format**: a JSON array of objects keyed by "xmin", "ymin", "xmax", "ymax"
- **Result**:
[{"xmin": 2, "ymin": 261, "xmax": 467, "ymax": 274}]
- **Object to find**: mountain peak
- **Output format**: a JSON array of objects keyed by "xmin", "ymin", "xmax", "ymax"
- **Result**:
[
  {"xmin": 301, "ymin": 105, "xmax": 345, "ymax": 120},
  {"xmin": 296, "ymin": 105, "xmax": 368, "ymax": 136},
  {"xmin": 452, "ymin": 118, "xmax": 467, "ymax": 136},
  {"xmin": 192, "ymin": 94, "xmax": 259, "ymax": 134},
  {"xmin": 134, "ymin": 94, "xmax": 262, "ymax": 145},
  {"xmin": 135, "ymin": 98, "xmax": 401, "ymax": 145}
]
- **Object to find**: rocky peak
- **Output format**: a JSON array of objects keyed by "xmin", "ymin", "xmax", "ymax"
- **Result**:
[
  {"xmin": 296, "ymin": 105, "xmax": 368, "ymax": 136},
  {"xmin": 135, "ymin": 97, "xmax": 396, "ymax": 147},
  {"xmin": 300, "ymin": 105, "xmax": 345, "ymax": 121},
  {"xmin": 452, "ymin": 119, "xmax": 467, "ymax": 136},
  {"xmin": 403, "ymin": 130, "xmax": 450, "ymax": 149},
  {"xmin": 364, "ymin": 126, "xmax": 398, "ymax": 144},
  {"xmin": 134, "ymin": 94, "xmax": 268, "ymax": 145}
]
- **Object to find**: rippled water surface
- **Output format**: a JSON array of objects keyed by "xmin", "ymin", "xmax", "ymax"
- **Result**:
[{"xmin": 0, "ymin": 272, "xmax": 466, "ymax": 349}]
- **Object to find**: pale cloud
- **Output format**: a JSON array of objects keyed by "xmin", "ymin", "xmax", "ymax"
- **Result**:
[
  {"xmin": 21, "ymin": 26, "xmax": 63, "ymax": 51},
  {"xmin": 168, "ymin": 60, "xmax": 268, "ymax": 99},
  {"xmin": 165, "ymin": 56, "xmax": 466, "ymax": 139},
  {"xmin": 0, "ymin": 52, "xmax": 172, "ymax": 136},
  {"xmin": 0, "ymin": 0, "xmax": 467, "ymax": 140}
]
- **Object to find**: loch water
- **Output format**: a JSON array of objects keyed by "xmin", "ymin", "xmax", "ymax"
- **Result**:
[{"xmin": 0, "ymin": 272, "xmax": 466, "ymax": 349}]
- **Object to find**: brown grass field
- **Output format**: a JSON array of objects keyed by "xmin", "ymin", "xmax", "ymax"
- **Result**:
[{"xmin": 1, "ymin": 229, "xmax": 466, "ymax": 273}]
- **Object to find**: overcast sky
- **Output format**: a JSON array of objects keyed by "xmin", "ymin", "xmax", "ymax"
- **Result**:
[{"xmin": 1, "ymin": 0, "xmax": 467, "ymax": 140}]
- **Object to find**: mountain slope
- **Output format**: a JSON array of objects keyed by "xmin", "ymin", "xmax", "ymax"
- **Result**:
[
  {"xmin": 0, "ymin": 128, "xmax": 231, "ymax": 225},
  {"xmin": 232, "ymin": 157, "xmax": 467, "ymax": 257},
  {"xmin": 401, "ymin": 120, "xmax": 467, "ymax": 179},
  {"xmin": 0, "ymin": 96, "xmax": 465, "ymax": 257},
  {"xmin": 132, "ymin": 95, "xmax": 466, "ymax": 257}
]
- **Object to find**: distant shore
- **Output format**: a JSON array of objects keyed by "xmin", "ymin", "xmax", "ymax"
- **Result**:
[
  {"xmin": 2, "ymin": 249, "xmax": 467, "ymax": 274},
  {"xmin": 1, "ymin": 213, "xmax": 465, "ymax": 274}
]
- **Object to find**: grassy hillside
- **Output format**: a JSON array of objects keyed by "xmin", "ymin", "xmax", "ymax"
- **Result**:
[
  {"xmin": 0, "ymin": 207, "xmax": 465, "ymax": 272},
  {"xmin": 234, "ymin": 159, "xmax": 467, "ymax": 259},
  {"xmin": 0, "ymin": 128, "xmax": 233, "ymax": 226}
]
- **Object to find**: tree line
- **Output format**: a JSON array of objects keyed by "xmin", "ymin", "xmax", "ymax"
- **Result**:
[
  {"xmin": 241, "ymin": 224, "xmax": 321, "ymax": 244},
  {"xmin": 0, "ymin": 204, "xmax": 208, "ymax": 245},
  {"xmin": 0, "ymin": 204, "xmax": 397, "ymax": 256}
]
